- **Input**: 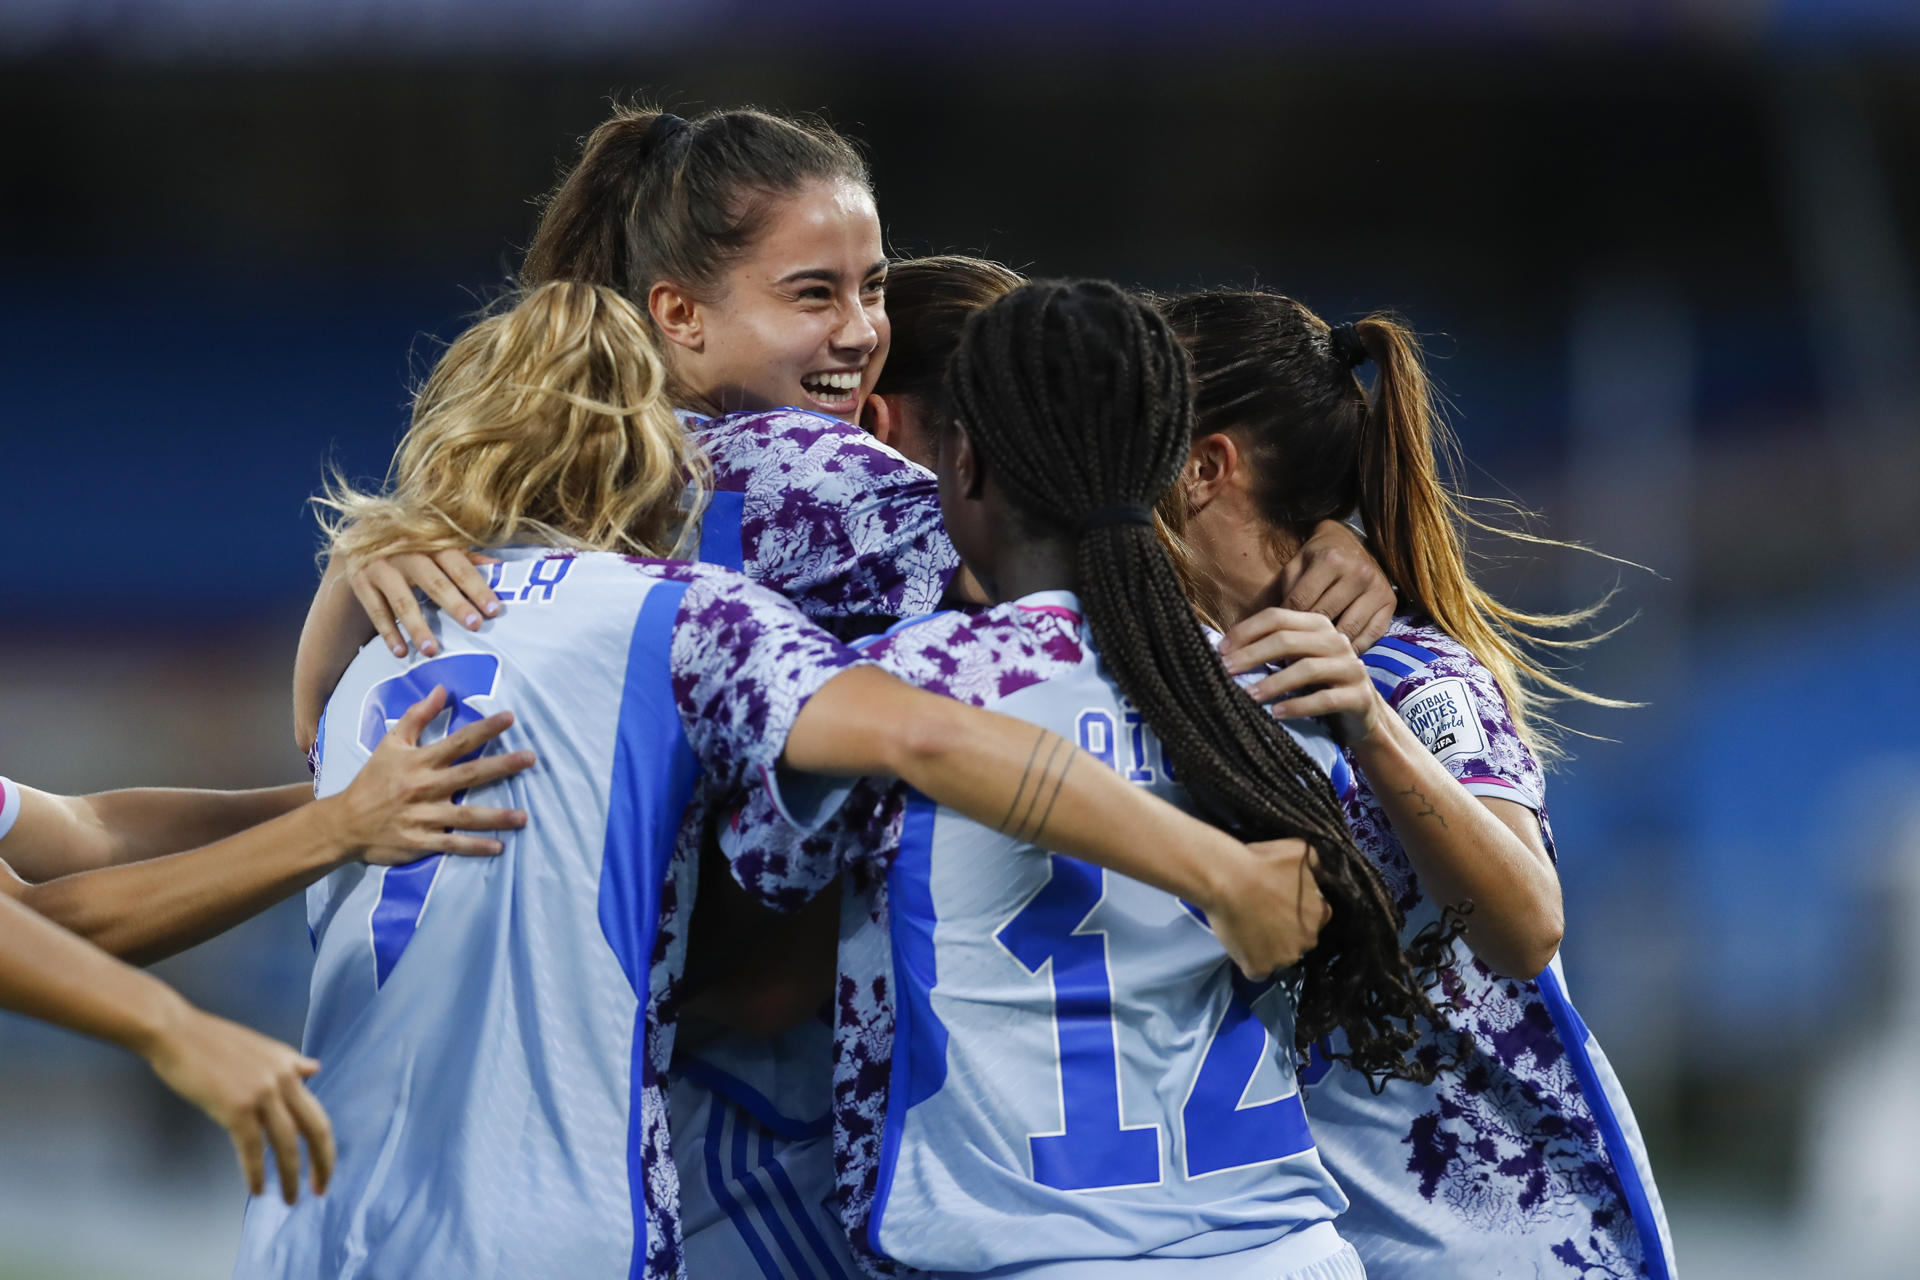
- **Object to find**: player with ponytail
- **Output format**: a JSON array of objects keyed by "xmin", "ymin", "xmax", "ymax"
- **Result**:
[
  {"xmin": 714, "ymin": 279, "xmax": 1446, "ymax": 1279},
  {"xmin": 1158, "ymin": 290, "xmax": 1677, "ymax": 1280}
]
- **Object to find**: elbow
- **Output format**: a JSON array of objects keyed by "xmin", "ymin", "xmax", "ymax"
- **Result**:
[
  {"xmin": 886, "ymin": 698, "xmax": 966, "ymax": 785},
  {"xmin": 1481, "ymin": 907, "xmax": 1563, "ymax": 982}
]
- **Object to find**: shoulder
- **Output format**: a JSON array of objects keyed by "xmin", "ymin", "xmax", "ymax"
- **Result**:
[
  {"xmin": 624, "ymin": 557, "xmax": 819, "ymax": 633},
  {"xmin": 1360, "ymin": 617, "xmax": 1499, "ymax": 709},
  {"xmin": 1363, "ymin": 616, "xmax": 1545, "ymax": 805},
  {"xmin": 696, "ymin": 407, "xmax": 925, "ymax": 479},
  {"xmin": 857, "ymin": 603, "xmax": 1088, "ymax": 709}
]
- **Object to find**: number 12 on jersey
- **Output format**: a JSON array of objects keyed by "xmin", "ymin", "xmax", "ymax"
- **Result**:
[{"xmin": 996, "ymin": 855, "xmax": 1316, "ymax": 1192}]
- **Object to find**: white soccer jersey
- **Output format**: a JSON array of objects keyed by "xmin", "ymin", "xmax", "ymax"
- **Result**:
[
  {"xmin": 232, "ymin": 550, "xmax": 864, "ymax": 1280},
  {"xmin": 1302, "ymin": 619, "xmax": 1676, "ymax": 1279},
  {"xmin": 725, "ymin": 592, "xmax": 1358, "ymax": 1280}
]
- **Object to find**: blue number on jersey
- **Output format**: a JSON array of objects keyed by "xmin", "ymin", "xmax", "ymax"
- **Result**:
[
  {"xmin": 998, "ymin": 855, "xmax": 1315, "ymax": 1190},
  {"xmin": 1182, "ymin": 972, "xmax": 1315, "ymax": 1176},
  {"xmin": 995, "ymin": 855, "xmax": 1162, "ymax": 1191},
  {"xmin": 356, "ymin": 652, "xmax": 503, "ymax": 987}
]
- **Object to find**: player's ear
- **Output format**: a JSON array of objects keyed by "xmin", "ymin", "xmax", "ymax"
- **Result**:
[
  {"xmin": 861, "ymin": 392, "xmax": 898, "ymax": 448},
  {"xmin": 648, "ymin": 281, "xmax": 704, "ymax": 353},
  {"xmin": 950, "ymin": 423, "xmax": 986, "ymax": 501},
  {"xmin": 1183, "ymin": 433, "xmax": 1239, "ymax": 513}
]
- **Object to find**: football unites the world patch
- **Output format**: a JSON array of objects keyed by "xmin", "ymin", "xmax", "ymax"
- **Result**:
[{"xmin": 1397, "ymin": 676, "xmax": 1486, "ymax": 765}]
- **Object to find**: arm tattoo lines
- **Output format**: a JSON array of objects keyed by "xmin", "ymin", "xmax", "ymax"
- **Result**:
[
  {"xmin": 1398, "ymin": 783, "xmax": 1448, "ymax": 829},
  {"xmin": 998, "ymin": 728, "xmax": 1079, "ymax": 845}
]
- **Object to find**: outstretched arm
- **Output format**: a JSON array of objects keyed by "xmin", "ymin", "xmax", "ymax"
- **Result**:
[
  {"xmin": 0, "ymin": 892, "xmax": 334, "ymax": 1205},
  {"xmin": 783, "ymin": 666, "xmax": 1329, "ymax": 979},
  {"xmin": 4, "ymin": 688, "xmax": 533, "ymax": 966},
  {"xmin": 3, "ymin": 782, "xmax": 310, "ymax": 884}
]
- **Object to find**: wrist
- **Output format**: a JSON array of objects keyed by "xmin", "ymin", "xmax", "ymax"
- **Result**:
[
  {"xmin": 123, "ymin": 979, "xmax": 194, "ymax": 1063},
  {"xmin": 306, "ymin": 793, "xmax": 363, "ymax": 866},
  {"xmin": 1189, "ymin": 829, "xmax": 1250, "ymax": 916},
  {"xmin": 1350, "ymin": 702, "xmax": 1421, "ymax": 773}
]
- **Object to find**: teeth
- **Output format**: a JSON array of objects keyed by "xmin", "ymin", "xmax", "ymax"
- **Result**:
[{"xmin": 804, "ymin": 371, "xmax": 861, "ymax": 394}]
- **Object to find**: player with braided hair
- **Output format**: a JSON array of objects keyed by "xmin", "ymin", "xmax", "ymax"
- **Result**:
[
  {"xmin": 719, "ymin": 279, "xmax": 1448, "ymax": 1279},
  {"xmin": 945, "ymin": 279, "xmax": 1451, "ymax": 1082}
]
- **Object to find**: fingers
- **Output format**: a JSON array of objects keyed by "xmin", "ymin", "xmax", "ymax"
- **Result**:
[
  {"xmin": 406, "ymin": 553, "xmax": 486, "ymax": 633},
  {"xmin": 349, "ymin": 568, "xmax": 408, "ymax": 660},
  {"xmin": 435, "ymin": 549, "xmax": 503, "ymax": 624},
  {"xmin": 1248, "ymin": 657, "xmax": 1363, "ymax": 706},
  {"xmin": 360, "ymin": 557, "xmax": 438, "ymax": 657},
  {"xmin": 425, "ymin": 709, "xmax": 517, "ymax": 764},
  {"xmin": 422, "ymin": 802, "xmax": 528, "ymax": 834},
  {"xmin": 1278, "ymin": 554, "xmax": 1345, "ymax": 618},
  {"xmin": 391, "ymin": 687, "xmax": 450, "ymax": 748},
  {"xmin": 1221, "ymin": 618, "xmax": 1346, "ymax": 676},
  {"xmin": 422, "ymin": 832, "xmax": 510, "ymax": 858},
  {"xmin": 1218, "ymin": 606, "xmax": 1328, "ymax": 656},
  {"xmin": 231, "ymin": 1115, "xmax": 267, "ymax": 1199},
  {"xmin": 284, "ymin": 1079, "xmax": 335, "ymax": 1196},
  {"xmin": 432, "ymin": 751, "xmax": 536, "ymax": 796},
  {"xmin": 1348, "ymin": 601, "xmax": 1396, "ymax": 655},
  {"xmin": 260, "ymin": 1092, "xmax": 304, "ymax": 1205},
  {"xmin": 1267, "ymin": 689, "xmax": 1357, "ymax": 720}
]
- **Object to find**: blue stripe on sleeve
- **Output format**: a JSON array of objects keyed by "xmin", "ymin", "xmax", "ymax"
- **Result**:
[
  {"xmin": 1371, "ymin": 634, "xmax": 1441, "ymax": 667},
  {"xmin": 699, "ymin": 490, "xmax": 747, "ymax": 572},
  {"xmin": 596, "ymin": 578, "xmax": 703, "ymax": 1280},
  {"xmin": 1535, "ymin": 967, "xmax": 1671, "ymax": 1280},
  {"xmin": 1362, "ymin": 651, "xmax": 1415, "ymax": 680}
]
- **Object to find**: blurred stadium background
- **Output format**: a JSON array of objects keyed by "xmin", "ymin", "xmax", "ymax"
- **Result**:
[{"xmin": 3, "ymin": 2, "xmax": 1918, "ymax": 1276}]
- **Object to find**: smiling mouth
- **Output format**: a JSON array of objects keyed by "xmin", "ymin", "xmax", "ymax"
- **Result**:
[{"xmin": 800, "ymin": 370, "xmax": 862, "ymax": 412}]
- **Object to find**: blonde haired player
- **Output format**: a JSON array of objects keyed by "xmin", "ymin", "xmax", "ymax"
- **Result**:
[{"xmin": 237, "ymin": 280, "xmax": 1335, "ymax": 1279}]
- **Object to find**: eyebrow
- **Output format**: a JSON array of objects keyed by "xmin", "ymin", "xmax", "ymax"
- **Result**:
[{"xmin": 777, "ymin": 260, "xmax": 890, "ymax": 287}]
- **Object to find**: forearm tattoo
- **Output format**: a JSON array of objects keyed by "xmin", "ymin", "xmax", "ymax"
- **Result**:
[
  {"xmin": 1397, "ymin": 783, "xmax": 1448, "ymax": 829},
  {"xmin": 998, "ymin": 728, "xmax": 1079, "ymax": 844}
]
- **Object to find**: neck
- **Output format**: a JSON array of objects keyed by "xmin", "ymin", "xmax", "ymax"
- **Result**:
[
  {"xmin": 1188, "ymin": 503, "xmax": 1299, "ymax": 627},
  {"xmin": 978, "ymin": 537, "xmax": 1077, "ymax": 605}
]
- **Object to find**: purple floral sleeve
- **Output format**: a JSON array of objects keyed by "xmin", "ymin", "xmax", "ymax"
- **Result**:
[
  {"xmin": 667, "ymin": 564, "xmax": 869, "ymax": 804},
  {"xmin": 698, "ymin": 409, "xmax": 962, "ymax": 624},
  {"xmin": 1370, "ymin": 624, "xmax": 1549, "ymax": 818},
  {"xmin": 719, "ymin": 601, "xmax": 1090, "ymax": 911}
]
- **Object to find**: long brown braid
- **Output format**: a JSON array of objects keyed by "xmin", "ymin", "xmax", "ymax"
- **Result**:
[{"xmin": 946, "ymin": 279, "xmax": 1454, "ymax": 1081}]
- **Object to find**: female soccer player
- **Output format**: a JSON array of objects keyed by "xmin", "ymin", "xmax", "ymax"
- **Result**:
[
  {"xmin": 237, "ymin": 280, "xmax": 1334, "ymax": 1280},
  {"xmin": 1158, "ymin": 290, "xmax": 1677, "ymax": 1279},
  {"xmin": 293, "ymin": 108, "xmax": 1397, "ymax": 733},
  {"xmin": 719, "ymin": 280, "xmax": 1451, "ymax": 1280},
  {"xmin": 0, "ymin": 689, "xmax": 529, "ymax": 1205}
]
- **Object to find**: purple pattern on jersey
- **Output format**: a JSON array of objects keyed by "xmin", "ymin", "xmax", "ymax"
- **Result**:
[
  {"xmin": 1333, "ymin": 618, "xmax": 1646, "ymax": 1277},
  {"xmin": 718, "ymin": 603, "xmax": 1087, "ymax": 914},
  {"xmin": 711, "ymin": 602, "xmax": 1088, "ymax": 1275},
  {"xmin": 623, "ymin": 558, "xmax": 868, "ymax": 1278},
  {"xmin": 696, "ymin": 408, "xmax": 960, "ymax": 629},
  {"xmin": 824, "ymin": 604, "xmax": 1087, "ymax": 1274}
]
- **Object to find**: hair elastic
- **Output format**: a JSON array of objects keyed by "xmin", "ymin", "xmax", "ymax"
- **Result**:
[
  {"xmin": 1329, "ymin": 322, "xmax": 1369, "ymax": 370},
  {"xmin": 1075, "ymin": 503, "xmax": 1155, "ymax": 535},
  {"xmin": 648, "ymin": 112, "xmax": 691, "ymax": 151}
]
